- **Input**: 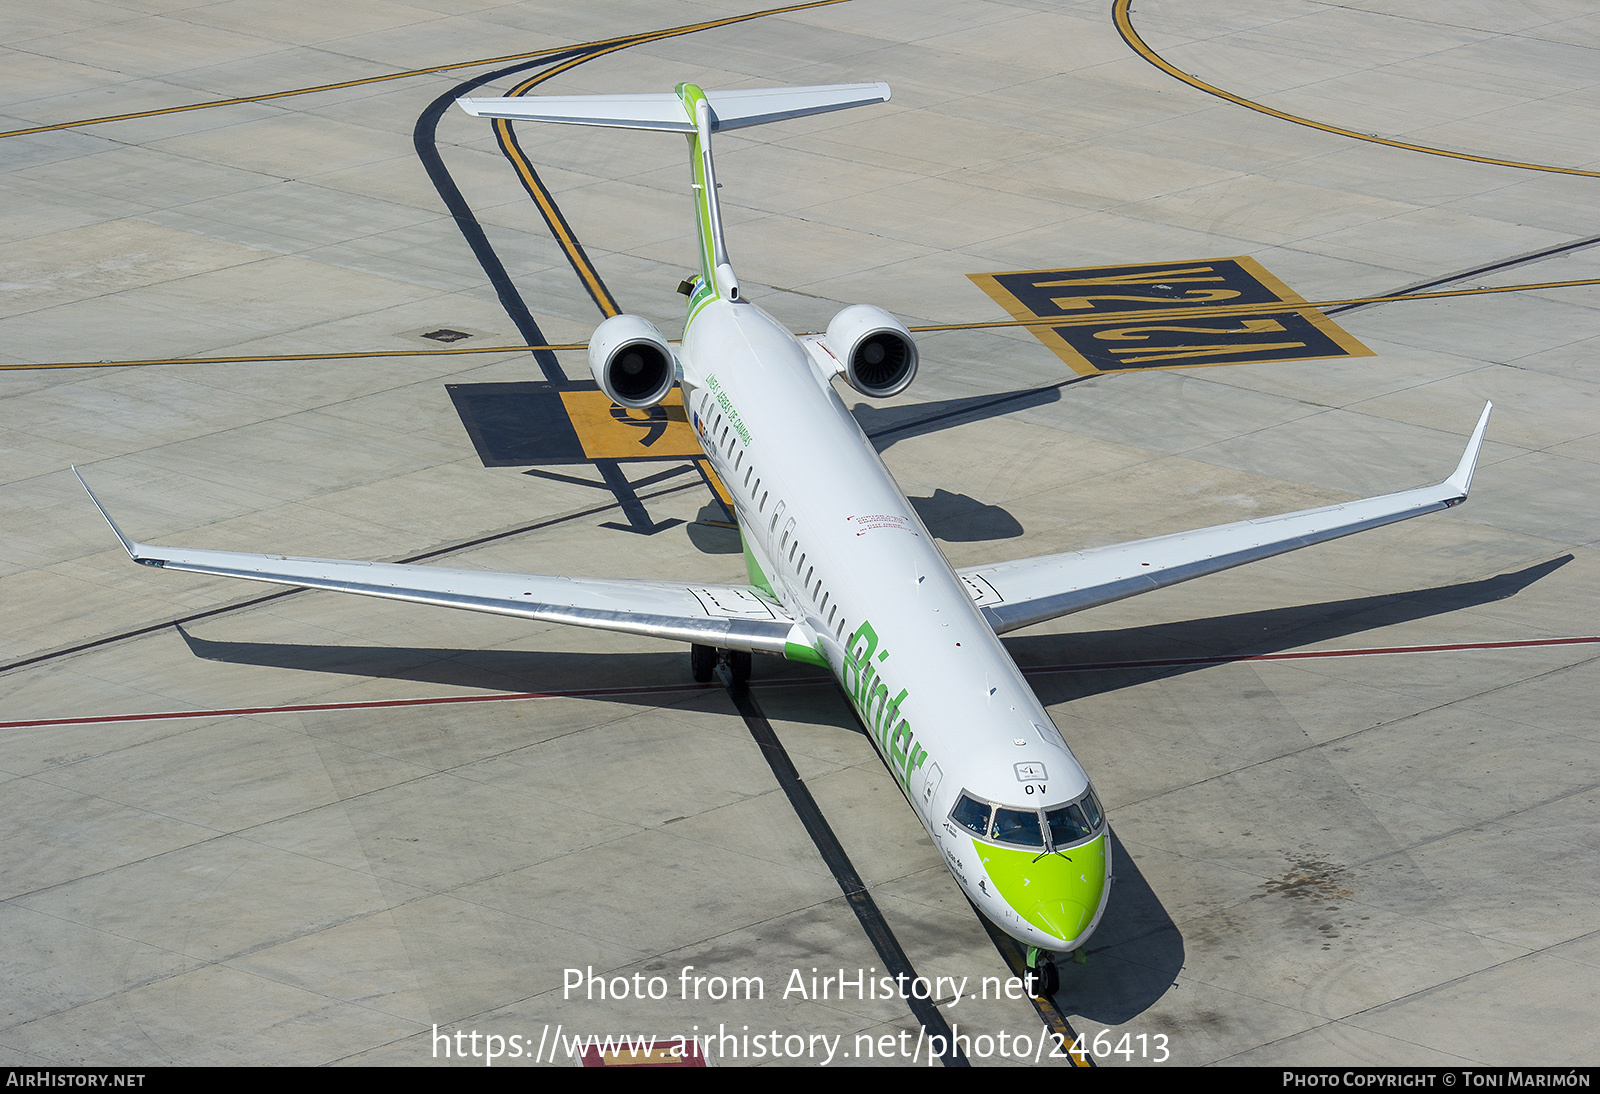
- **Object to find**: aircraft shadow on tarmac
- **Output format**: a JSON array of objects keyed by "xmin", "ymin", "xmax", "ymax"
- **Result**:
[
  {"xmin": 850, "ymin": 381, "xmax": 1065, "ymax": 454},
  {"xmin": 1019, "ymin": 554, "xmax": 1570, "ymax": 1022},
  {"xmin": 173, "ymin": 556, "xmax": 1568, "ymax": 709},
  {"xmin": 172, "ymin": 556, "xmax": 1567, "ymax": 1024},
  {"xmin": 848, "ymin": 384, "xmax": 1060, "ymax": 543},
  {"xmin": 1058, "ymin": 825, "xmax": 1182, "ymax": 1025},
  {"xmin": 1005, "ymin": 555, "xmax": 1571, "ymax": 707}
]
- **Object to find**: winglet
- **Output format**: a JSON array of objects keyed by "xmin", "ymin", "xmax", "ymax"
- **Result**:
[
  {"xmin": 1442, "ymin": 402, "xmax": 1493, "ymax": 499},
  {"xmin": 72, "ymin": 467, "xmax": 142, "ymax": 561}
]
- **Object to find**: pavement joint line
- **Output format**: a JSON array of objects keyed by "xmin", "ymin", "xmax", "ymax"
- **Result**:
[
  {"xmin": 7, "ymin": 0, "xmax": 1594, "ymax": 1067},
  {"xmin": 1111, "ymin": 643, "xmax": 1600, "ymax": 817},
  {"xmin": 724, "ymin": 675, "xmax": 970, "ymax": 1067},
  {"xmin": 6, "ymin": 635, "xmax": 1594, "ymax": 730},
  {"xmin": 1327, "ymin": 233, "xmax": 1600, "ymax": 316},
  {"xmin": 0, "ymin": 0, "xmax": 853, "ymax": 141},
  {"xmin": 0, "ymin": 476, "xmax": 705, "ymax": 678},
  {"xmin": 1216, "ymin": 919, "xmax": 1600, "ymax": 1065},
  {"xmin": 12, "ymin": 277, "xmax": 1599, "ymax": 372}
]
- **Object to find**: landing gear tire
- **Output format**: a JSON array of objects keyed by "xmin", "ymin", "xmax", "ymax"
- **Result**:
[
  {"xmin": 690, "ymin": 643, "xmax": 716, "ymax": 682},
  {"xmin": 1036, "ymin": 959, "xmax": 1062, "ymax": 998},
  {"xmin": 1030, "ymin": 958, "xmax": 1059, "ymax": 998},
  {"xmin": 727, "ymin": 649, "xmax": 752, "ymax": 685}
]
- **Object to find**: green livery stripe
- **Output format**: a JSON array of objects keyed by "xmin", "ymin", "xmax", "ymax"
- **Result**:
[
  {"xmin": 674, "ymin": 82, "xmax": 720, "ymax": 292},
  {"xmin": 972, "ymin": 834, "xmax": 1106, "ymax": 943},
  {"xmin": 742, "ymin": 530, "xmax": 774, "ymax": 597},
  {"xmin": 785, "ymin": 640, "xmax": 828, "ymax": 667}
]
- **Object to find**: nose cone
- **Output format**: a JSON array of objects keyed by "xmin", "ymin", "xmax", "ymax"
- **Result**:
[{"xmin": 974, "ymin": 833, "xmax": 1108, "ymax": 948}]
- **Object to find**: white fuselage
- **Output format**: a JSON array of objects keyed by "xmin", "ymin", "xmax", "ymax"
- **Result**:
[{"xmin": 678, "ymin": 297, "xmax": 1110, "ymax": 952}]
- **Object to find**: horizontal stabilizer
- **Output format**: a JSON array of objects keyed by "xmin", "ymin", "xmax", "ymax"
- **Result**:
[{"xmin": 457, "ymin": 82, "xmax": 890, "ymax": 133}]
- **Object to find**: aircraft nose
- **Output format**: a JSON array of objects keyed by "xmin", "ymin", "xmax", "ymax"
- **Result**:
[
  {"xmin": 1032, "ymin": 840, "xmax": 1106, "ymax": 944},
  {"xmin": 975, "ymin": 832, "xmax": 1109, "ymax": 948}
]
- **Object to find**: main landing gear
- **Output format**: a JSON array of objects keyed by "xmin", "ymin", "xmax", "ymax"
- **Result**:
[
  {"xmin": 1025, "ymin": 946, "xmax": 1061, "ymax": 998},
  {"xmin": 690, "ymin": 644, "xmax": 751, "ymax": 684}
]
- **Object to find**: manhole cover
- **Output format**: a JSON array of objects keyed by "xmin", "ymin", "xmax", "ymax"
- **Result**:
[{"xmin": 422, "ymin": 328, "xmax": 473, "ymax": 343}]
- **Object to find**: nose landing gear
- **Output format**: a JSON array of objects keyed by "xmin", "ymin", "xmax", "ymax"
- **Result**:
[
  {"xmin": 690, "ymin": 643, "xmax": 752, "ymax": 684},
  {"xmin": 1024, "ymin": 946, "xmax": 1061, "ymax": 997}
]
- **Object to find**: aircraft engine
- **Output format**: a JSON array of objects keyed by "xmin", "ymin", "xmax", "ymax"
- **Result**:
[
  {"xmin": 587, "ymin": 314, "xmax": 677, "ymax": 408},
  {"xmin": 826, "ymin": 304, "xmax": 918, "ymax": 398}
]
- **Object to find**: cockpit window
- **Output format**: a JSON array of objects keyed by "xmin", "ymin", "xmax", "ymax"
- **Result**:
[
  {"xmin": 951, "ymin": 794, "xmax": 990, "ymax": 837},
  {"xmin": 990, "ymin": 807, "xmax": 1044, "ymax": 848},
  {"xmin": 1046, "ymin": 802, "xmax": 1094, "ymax": 845},
  {"xmin": 951, "ymin": 786, "xmax": 1105, "ymax": 851},
  {"xmin": 1081, "ymin": 790, "xmax": 1103, "ymax": 831}
]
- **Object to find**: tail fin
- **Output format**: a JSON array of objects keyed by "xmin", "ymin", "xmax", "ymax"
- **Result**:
[{"xmin": 457, "ymin": 83, "xmax": 890, "ymax": 302}]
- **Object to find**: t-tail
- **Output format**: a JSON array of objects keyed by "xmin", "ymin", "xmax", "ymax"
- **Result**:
[{"xmin": 457, "ymin": 83, "xmax": 890, "ymax": 306}]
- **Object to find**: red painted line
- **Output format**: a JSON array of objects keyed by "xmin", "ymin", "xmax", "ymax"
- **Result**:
[
  {"xmin": 0, "ymin": 680, "xmax": 722, "ymax": 730},
  {"xmin": 2, "ymin": 636, "xmax": 1593, "ymax": 731},
  {"xmin": 1020, "ymin": 635, "xmax": 1600, "ymax": 676}
]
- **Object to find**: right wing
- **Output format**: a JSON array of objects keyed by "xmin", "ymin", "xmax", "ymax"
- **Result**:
[
  {"xmin": 961, "ymin": 404, "xmax": 1493, "ymax": 635},
  {"xmin": 74, "ymin": 471, "xmax": 803, "ymax": 655}
]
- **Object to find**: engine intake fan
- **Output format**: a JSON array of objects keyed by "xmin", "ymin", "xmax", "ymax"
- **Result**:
[
  {"xmin": 826, "ymin": 304, "xmax": 918, "ymax": 398},
  {"xmin": 588, "ymin": 314, "xmax": 676, "ymax": 408}
]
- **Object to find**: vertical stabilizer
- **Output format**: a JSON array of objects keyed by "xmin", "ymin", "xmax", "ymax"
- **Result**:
[
  {"xmin": 457, "ymin": 82, "xmax": 891, "ymax": 307},
  {"xmin": 676, "ymin": 83, "xmax": 735, "ymax": 301}
]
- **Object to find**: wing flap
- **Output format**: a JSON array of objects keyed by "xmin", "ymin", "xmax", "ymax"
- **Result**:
[
  {"xmin": 74, "ymin": 471, "xmax": 798, "ymax": 653},
  {"xmin": 963, "ymin": 404, "xmax": 1492, "ymax": 634}
]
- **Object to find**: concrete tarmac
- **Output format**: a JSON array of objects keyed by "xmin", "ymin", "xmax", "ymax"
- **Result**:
[{"xmin": 1, "ymin": 0, "xmax": 1596, "ymax": 1068}]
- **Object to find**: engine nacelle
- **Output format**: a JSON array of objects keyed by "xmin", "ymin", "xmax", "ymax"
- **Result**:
[
  {"xmin": 826, "ymin": 304, "xmax": 918, "ymax": 398},
  {"xmin": 588, "ymin": 314, "xmax": 676, "ymax": 408}
]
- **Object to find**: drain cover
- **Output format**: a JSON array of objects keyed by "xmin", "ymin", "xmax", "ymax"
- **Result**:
[{"xmin": 422, "ymin": 329, "xmax": 473, "ymax": 343}]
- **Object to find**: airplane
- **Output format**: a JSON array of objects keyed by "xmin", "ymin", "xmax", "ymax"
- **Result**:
[{"xmin": 74, "ymin": 81, "xmax": 1493, "ymax": 998}]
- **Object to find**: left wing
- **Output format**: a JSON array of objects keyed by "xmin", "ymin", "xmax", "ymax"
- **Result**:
[
  {"xmin": 960, "ymin": 404, "xmax": 1492, "ymax": 635},
  {"xmin": 74, "ymin": 471, "xmax": 802, "ymax": 654}
]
